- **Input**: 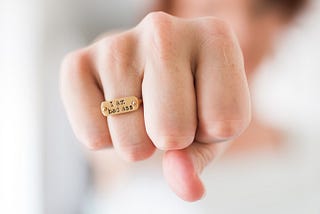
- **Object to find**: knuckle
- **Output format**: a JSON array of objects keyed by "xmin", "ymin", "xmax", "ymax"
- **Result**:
[
  {"xmin": 150, "ymin": 132, "xmax": 195, "ymax": 150},
  {"xmin": 143, "ymin": 11, "xmax": 172, "ymax": 28},
  {"xmin": 198, "ymin": 18, "xmax": 236, "ymax": 47},
  {"xmin": 96, "ymin": 32, "xmax": 137, "ymax": 75},
  {"xmin": 142, "ymin": 12, "xmax": 175, "ymax": 59},
  {"xmin": 198, "ymin": 120, "xmax": 248, "ymax": 142},
  {"xmin": 201, "ymin": 17, "xmax": 233, "ymax": 38},
  {"xmin": 116, "ymin": 143, "xmax": 154, "ymax": 162},
  {"xmin": 100, "ymin": 34, "xmax": 130, "ymax": 57},
  {"xmin": 60, "ymin": 49, "xmax": 91, "ymax": 81},
  {"xmin": 111, "ymin": 132, "xmax": 155, "ymax": 162},
  {"xmin": 78, "ymin": 132, "xmax": 109, "ymax": 151}
]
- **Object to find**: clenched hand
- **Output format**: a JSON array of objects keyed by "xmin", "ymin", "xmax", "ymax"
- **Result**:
[{"xmin": 60, "ymin": 12, "xmax": 251, "ymax": 202}]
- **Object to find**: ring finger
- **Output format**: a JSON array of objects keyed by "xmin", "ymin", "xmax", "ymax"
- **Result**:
[{"xmin": 95, "ymin": 33, "xmax": 155, "ymax": 161}]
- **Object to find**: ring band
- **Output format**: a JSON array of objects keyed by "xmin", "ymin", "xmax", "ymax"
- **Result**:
[{"xmin": 101, "ymin": 96, "xmax": 142, "ymax": 117}]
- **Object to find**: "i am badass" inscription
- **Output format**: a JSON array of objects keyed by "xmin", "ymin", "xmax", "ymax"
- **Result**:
[{"xmin": 101, "ymin": 96, "xmax": 140, "ymax": 117}]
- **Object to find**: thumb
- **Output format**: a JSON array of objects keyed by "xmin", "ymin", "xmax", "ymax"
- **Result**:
[{"xmin": 162, "ymin": 141, "xmax": 230, "ymax": 202}]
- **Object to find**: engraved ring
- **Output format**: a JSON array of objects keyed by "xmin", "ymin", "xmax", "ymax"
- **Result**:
[{"xmin": 101, "ymin": 96, "xmax": 142, "ymax": 117}]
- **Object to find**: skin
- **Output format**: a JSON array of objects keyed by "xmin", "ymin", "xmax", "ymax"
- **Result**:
[{"xmin": 60, "ymin": 0, "xmax": 296, "ymax": 202}]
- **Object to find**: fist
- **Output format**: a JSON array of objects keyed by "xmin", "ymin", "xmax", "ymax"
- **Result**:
[{"xmin": 60, "ymin": 12, "xmax": 251, "ymax": 201}]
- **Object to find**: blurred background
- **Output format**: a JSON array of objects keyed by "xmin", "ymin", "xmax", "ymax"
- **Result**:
[{"xmin": 0, "ymin": 0, "xmax": 320, "ymax": 213}]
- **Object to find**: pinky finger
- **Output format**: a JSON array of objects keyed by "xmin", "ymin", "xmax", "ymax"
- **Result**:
[{"xmin": 60, "ymin": 49, "xmax": 112, "ymax": 150}]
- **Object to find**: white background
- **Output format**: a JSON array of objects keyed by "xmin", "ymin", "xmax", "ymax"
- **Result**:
[{"xmin": 0, "ymin": 0, "xmax": 320, "ymax": 213}]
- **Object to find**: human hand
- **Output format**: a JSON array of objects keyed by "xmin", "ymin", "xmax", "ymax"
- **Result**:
[{"xmin": 60, "ymin": 12, "xmax": 251, "ymax": 201}]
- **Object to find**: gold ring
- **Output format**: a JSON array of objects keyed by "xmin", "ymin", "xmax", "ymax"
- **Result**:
[{"xmin": 101, "ymin": 96, "xmax": 142, "ymax": 117}]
